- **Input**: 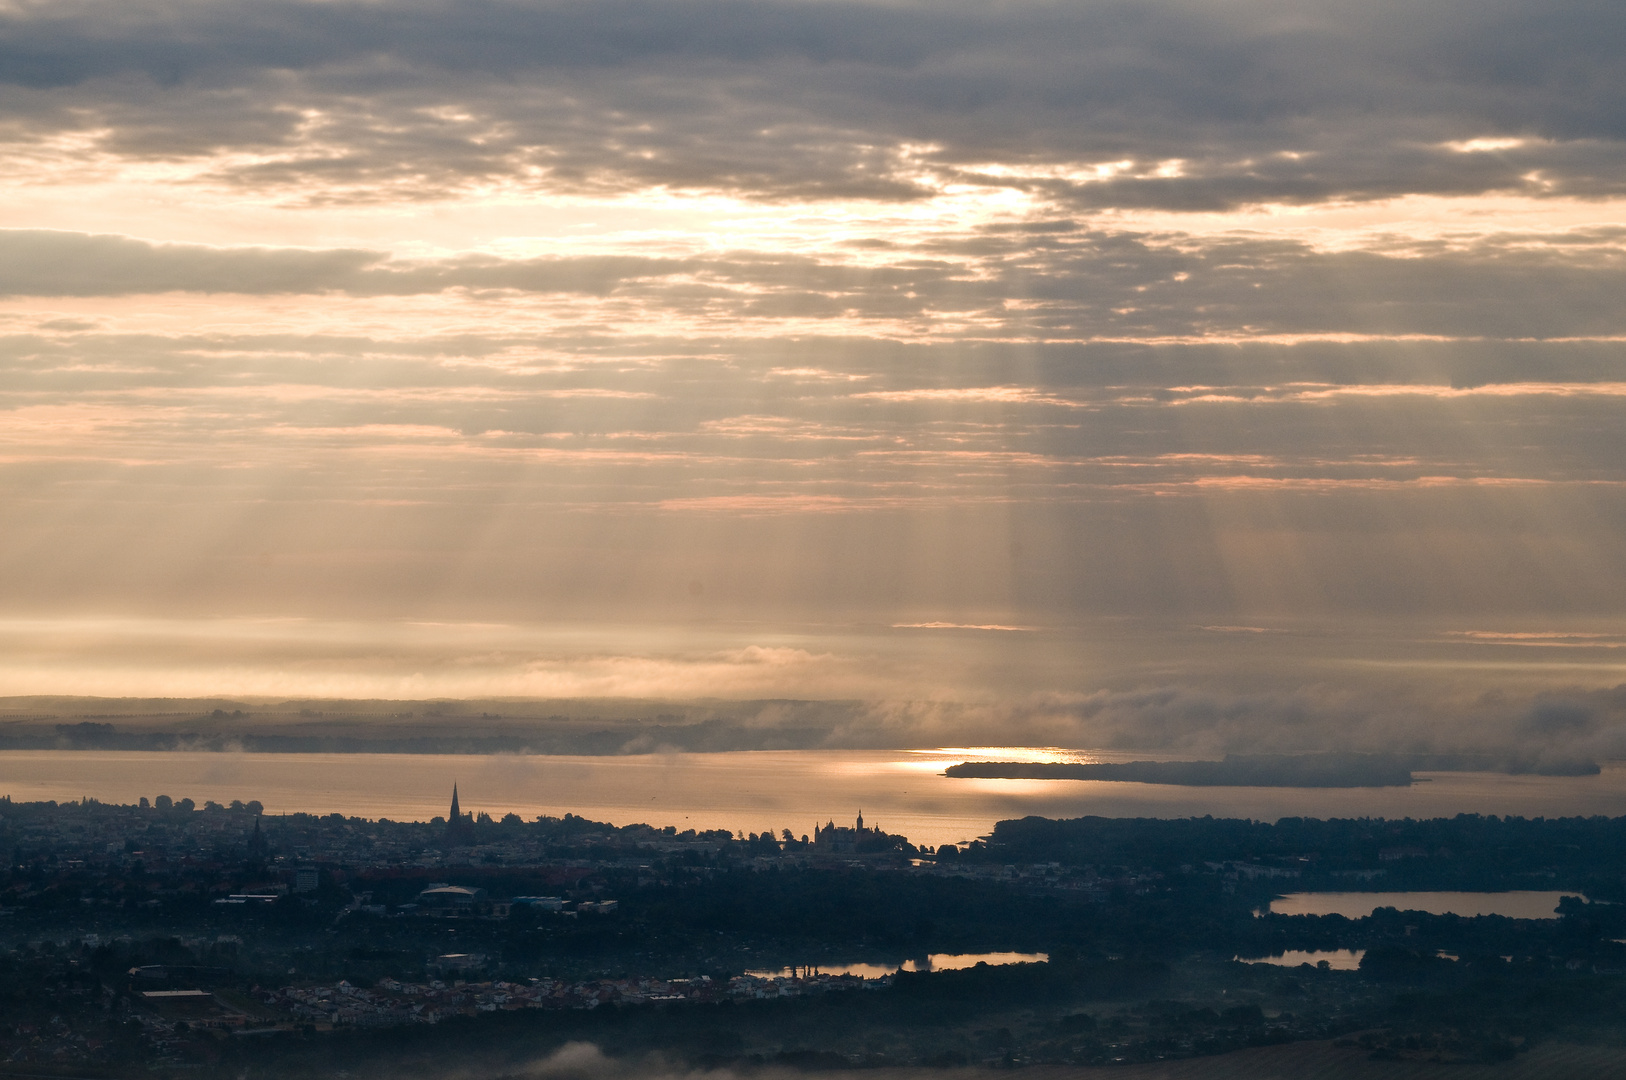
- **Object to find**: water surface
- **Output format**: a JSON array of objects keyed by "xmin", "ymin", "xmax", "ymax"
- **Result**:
[
  {"xmin": 1238, "ymin": 949, "xmax": 1365, "ymax": 970},
  {"xmin": 1267, "ymin": 891, "xmax": 1576, "ymax": 919},
  {"xmin": 2, "ymin": 749, "xmax": 1622, "ymax": 848},
  {"xmin": 747, "ymin": 952, "xmax": 1048, "ymax": 979}
]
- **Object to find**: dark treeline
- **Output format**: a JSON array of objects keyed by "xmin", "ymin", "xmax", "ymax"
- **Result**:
[{"xmin": 967, "ymin": 812, "xmax": 1626, "ymax": 896}]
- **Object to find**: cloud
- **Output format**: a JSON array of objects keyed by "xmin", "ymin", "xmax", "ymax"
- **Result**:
[
  {"xmin": 892, "ymin": 623, "xmax": 1036, "ymax": 632},
  {"xmin": 0, "ymin": 230, "xmax": 685, "ymax": 297},
  {"xmin": 0, "ymin": 230, "xmax": 381, "ymax": 296},
  {"xmin": 6, "ymin": 0, "xmax": 1626, "ymax": 729},
  {"xmin": 13, "ymin": 225, "xmax": 1626, "ymax": 348},
  {"xmin": 853, "ymin": 387, "xmax": 1082, "ymax": 406},
  {"xmin": 1, "ymin": 0, "xmax": 1625, "ymax": 207}
]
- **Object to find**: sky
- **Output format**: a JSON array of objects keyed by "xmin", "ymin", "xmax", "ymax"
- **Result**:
[{"xmin": 4, "ymin": 0, "xmax": 1626, "ymax": 756}]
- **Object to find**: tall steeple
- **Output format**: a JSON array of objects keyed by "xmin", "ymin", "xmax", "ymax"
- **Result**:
[
  {"xmin": 445, "ymin": 783, "xmax": 471, "ymax": 844},
  {"xmin": 248, "ymin": 812, "xmax": 267, "ymax": 859}
]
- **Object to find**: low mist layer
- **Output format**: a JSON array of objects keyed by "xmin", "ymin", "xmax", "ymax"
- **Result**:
[{"xmin": 5, "ymin": 614, "xmax": 1626, "ymax": 766}]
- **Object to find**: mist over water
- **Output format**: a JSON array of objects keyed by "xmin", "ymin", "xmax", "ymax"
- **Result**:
[
  {"xmin": 9, "ymin": 617, "xmax": 1626, "ymax": 770},
  {"xmin": 429, "ymin": 1040, "xmax": 818, "ymax": 1080}
]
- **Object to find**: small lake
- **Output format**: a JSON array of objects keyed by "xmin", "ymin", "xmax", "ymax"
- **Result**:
[
  {"xmin": 1265, "ymin": 891, "xmax": 1577, "ymax": 920},
  {"xmin": 1237, "ymin": 949, "xmax": 1365, "ymax": 971},
  {"xmin": 747, "ymin": 952, "xmax": 1048, "ymax": 979}
]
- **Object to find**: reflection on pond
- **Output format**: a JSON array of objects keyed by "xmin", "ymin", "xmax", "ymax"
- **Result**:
[
  {"xmin": 1264, "ymin": 891, "xmax": 1577, "ymax": 920},
  {"xmin": 1236, "ymin": 949, "xmax": 1365, "ymax": 971},
  {"xmin": 747, "ymin": 952, "xmax": 1048, "ymax": 979}
]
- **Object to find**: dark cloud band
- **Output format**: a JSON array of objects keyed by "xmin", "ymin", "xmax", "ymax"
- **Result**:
[
  {"xmin": 2, "ymin": 0, "xmax": 1624, "ymax": 206},
  {"xmin": 10, "ymin": 228, "xmax": 1626, "ymax": 346}
]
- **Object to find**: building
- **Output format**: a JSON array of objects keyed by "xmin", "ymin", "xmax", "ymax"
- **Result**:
[
  {"xmin": 416, "ymin": 883, "xmax": 510, "ymax": 916},
  {"xmin": 247, "ymin": 813, "xmax": 268, "ymax": 859},
  {"xmin": 444, "ymin": 783, "xmax": 473, "ymax": 845},
  {"xmin": 812, "ymin": 811, "xmax": 888, "ymax": 853},
  {"xmin": 427, "ymin": 953, "xmax": 486, "ymax": 975},
  {"xmin": 417, "ymin": 884, "xmax": 487, "ymax": 909},
  {"xmin": 511, "ymin": 896, "xmax": 565, "ymax": 912},
  {"xmin": 138, "ymin": 989, "xmax": 247, "ymax": 1029}
]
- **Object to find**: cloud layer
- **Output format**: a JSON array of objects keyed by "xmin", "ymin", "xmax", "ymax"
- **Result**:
[
  {"xmin": 3, "ymin": 0, "xmax": 1626, "ymax": 747},
  {"xmin": 3, "ymin": 0, "xmax": 1626, "ymax": 206}
]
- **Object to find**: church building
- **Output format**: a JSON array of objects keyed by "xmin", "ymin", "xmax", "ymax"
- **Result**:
[
  {"xmin": 444, "ymin": 783, "xmax": 473, "ymax": 844},
  {"xmin": 812, "ymin": 811, "xmax": 884, "ymax": 852}
]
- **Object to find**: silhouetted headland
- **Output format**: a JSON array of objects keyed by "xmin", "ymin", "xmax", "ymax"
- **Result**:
[{"xmin": 945, "ymin": 752, "xmax": 1600, "ymax": 787}]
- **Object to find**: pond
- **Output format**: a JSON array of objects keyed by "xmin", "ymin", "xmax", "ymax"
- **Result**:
[{"xmin": 1264, "ymin": 891, "xmax": 1577, "ymax": 919}]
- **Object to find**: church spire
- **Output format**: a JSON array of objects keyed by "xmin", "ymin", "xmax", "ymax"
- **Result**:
[
  {"xmin": 248, "ymin": 812, "xmax": 267, "ymax": 858},
  {"xmin": 445, "ymin": 783, "xmax": 472, "ymax": 844}
]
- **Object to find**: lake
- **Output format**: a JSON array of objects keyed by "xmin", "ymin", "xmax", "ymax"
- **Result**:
[
  {"xmin": 1, "ymin": 749, "xmax": 1623, "ymax": 848},
  {"xmin": 1266, "ymin": 891, "xmax": 1577, "ymax": 919},
  {"xmin": 1237, "ymin": 949, "xmax": 1366, "ymax": 970},
  {"xmin": 747, "ymin": 952, "xmax": 1048, "ymax": 979}
]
